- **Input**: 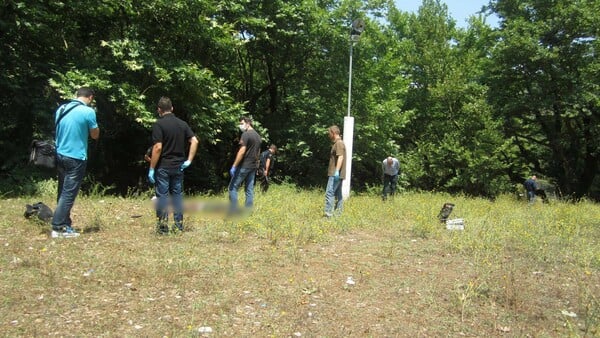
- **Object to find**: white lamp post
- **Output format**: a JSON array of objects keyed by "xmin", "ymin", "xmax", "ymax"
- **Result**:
[{"xmin": 342, "ymin": 19, "xmax": 364, "ymax": 200}]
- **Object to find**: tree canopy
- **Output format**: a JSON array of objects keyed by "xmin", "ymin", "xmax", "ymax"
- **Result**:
[{"xmin": 1, "ymin": 0, "xmax": 598, "ymax": 201}]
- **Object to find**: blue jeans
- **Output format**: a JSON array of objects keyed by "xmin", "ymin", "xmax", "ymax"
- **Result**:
[
  {"xmin": 155, "ymin": 167, "xmax": 184, "ymax": 229},
  {"xmin": 324, "ymin": 176, "xmax": 343, "ymax": 217},
  {"xmin": 52, "ymin": 154, "xmax": 87, "ymax": 231},
  {"xmin": 257, "ymin": 172, "xmax": 271, "ymax": 192},
  {"xmin": 228, "ymin": 167, "xmax": 256, "ymax": 212},
  {"xmin": 382, "ymin": 174, "xmax": 398, "ymax": 200}
]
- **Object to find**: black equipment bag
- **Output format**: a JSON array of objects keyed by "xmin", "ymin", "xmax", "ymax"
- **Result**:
[
  {"xmin": 29, "ymin": 101, "xmax": 83, "ymax": 169},
  {"xmin": 437, "ymin": 202, "xmax": 455, "ymax": 223},
  {"xmin": 29, "ymin": 140, "xmax": 57, "ymax": 168}
]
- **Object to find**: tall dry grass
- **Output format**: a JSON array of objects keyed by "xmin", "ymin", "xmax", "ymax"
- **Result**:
[{"xmin": 1, "ymin": 184, "xmax": 598, "ymax": 336}]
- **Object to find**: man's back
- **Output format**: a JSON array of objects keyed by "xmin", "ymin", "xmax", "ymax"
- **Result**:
[
  {"xmin": 152, "ymin": 114, "xmax": 194, "ymax": 169},
  {"xmin": 240, "ymin": 129, "xmax": 261, "ymax": 169},
  {"xmin": 259, "ymin": 149, "xmax": 272, "ymax": 171},
  {"xmin": 524, "ymin": 178, "xmax": 536, "ymax": 191},
  {"xmin": 55, "ymin": 100, "xmax": 98, "ymax": 160},
  {"xmin": 382, "ymin": 157, "xmax": 399, "ymax": 176}
]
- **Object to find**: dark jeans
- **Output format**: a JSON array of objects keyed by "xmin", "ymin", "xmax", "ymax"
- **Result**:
[
  {"xmin": 228, "ymin": 167, "xmax": 256, "ymax": 213},
  {"xmin": 155, "ymin": 167, "xmax": 184, "ymax": 229},
  {"xmin": 382, "ymin": 174, "xmax": 398, "ymax": 200},
  {"xmin": 527, "ymin": 190, "xmax": 536, "ymax": 203},
  {"xmin": 52, "ymin": 154, "xmax": 87, "ymax": 230},
  {"xmin": 257, "ymin": 172, "xmax": 270, "ymax": 192}
]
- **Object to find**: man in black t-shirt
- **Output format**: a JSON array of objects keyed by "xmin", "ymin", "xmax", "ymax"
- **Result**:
[
  {"xmin": 228, "ymin": 116, "xmax": 261, "ymax": 213},
  {"xmin": 257, "ymin": 144, "xmax": 277, "ymax": 193},
  {"xmin": 148, "ymin": 97, "xmax": 198, "ymax": 233}
]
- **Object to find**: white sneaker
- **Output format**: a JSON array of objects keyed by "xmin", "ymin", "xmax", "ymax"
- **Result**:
[
  {"xmin": 51, "ymin": 229, "xmax": 80, "ymax": 238},
  {"xmin": 62, "ymin": 230, "xmax": 80, "ymax": 238}
]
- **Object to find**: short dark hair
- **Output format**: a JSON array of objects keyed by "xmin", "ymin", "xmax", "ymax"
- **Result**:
[
  {"xmin": 76, "ymin": 87, "xmax": 95, "ymax": 98},
  {"xmin": 157, "ymin": 96, "xmax": 173, "ymax": 112},
  {"xmin": 269, "ymin": 144, "xmax": 277, "ymax": 152},
  {"xmin": 239, "ymin": 116, "xmax": 253, "ymax": 125}
]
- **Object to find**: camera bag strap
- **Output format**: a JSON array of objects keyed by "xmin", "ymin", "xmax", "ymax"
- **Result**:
[{"xmin": 55, "ymin": 100, "xmax": 84, "ymax": 138}]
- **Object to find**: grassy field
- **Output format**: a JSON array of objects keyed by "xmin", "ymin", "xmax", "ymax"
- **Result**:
[{"xmin": 1, "ymin": 183, "xmax": 599, "ymax": 337}]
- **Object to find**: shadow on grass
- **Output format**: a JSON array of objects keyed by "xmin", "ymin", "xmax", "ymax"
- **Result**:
[{"xmin": 82, "ymin": 225, "xmax": 102, "ymax": 233}]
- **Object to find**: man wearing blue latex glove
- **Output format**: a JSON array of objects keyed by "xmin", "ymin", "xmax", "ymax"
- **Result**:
[
  {"xmin": 144, "ymin": 146, "xmax": 157, "ymax": 203},
  {"xmin": 148, "ymin": 168, "xmax": 155, "ymax": 184},
  {"xmin": 149, "ymin": 96, "xmax": 198, "ymax": 234},
  {"xmin": 180, "ymin": 160, "xmax": 191, "ymax": 171},
  {"xmin": 228, "ymin": 116, "xmax": 261, "ymax": 215},
  {"xmin": 323, "ymin": 125, "xmax": 346, "ymax": 218}
]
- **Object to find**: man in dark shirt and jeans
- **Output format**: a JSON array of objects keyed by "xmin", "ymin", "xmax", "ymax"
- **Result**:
[
  {"xmin": 148, "ymin": 97, "xmax": 198, "ymax": 234},
  {"xmin": 257, "ymin": 144, "xmax": 277, "ymax": 193},
  {"xmin": 229, "ymin": 116, "xmax": 261, "ymax": 214},
  {"xmin": 523, "ymin": 175, "xmax": 537, "ymax": 204}
]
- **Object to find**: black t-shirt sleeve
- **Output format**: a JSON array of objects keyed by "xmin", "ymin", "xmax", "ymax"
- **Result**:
[
  {"xmin": 184, "ymin": 122, "xmax": 195, "ymax": 140},
  {"xmin": 151, "ymin": 124, "xmax": 163, "ymax": 144}
]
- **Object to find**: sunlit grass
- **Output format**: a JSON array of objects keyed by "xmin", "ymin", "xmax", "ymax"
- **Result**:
[{"xmin": 1, "ymin": 184, "xmax": 598, "ymax": 336}]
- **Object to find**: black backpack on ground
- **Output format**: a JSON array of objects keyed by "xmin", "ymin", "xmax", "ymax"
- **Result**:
[
  {"xmin": 24, "ymin": 202, "xmax": 54, "ymax": 223},
  {"xmin": 437, "ymin": 202, "xmax": 455, "ymax": 223}
]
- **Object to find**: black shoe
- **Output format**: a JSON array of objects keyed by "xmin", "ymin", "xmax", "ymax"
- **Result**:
[
  {"xmin": 172, "ymin": 224, "xmax": 184, "ymax": 233},
  {"xmin": 156, "ymin": 224, "xmax": 169, "ymax": 235}
]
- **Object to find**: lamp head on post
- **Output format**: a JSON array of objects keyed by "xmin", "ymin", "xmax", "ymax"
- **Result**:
[{"xmin": 351, "ymin": 19, "xmax": 365, "ymax": 42}]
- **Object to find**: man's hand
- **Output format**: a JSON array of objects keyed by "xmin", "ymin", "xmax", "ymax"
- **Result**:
[
  {"xmin": 334, "ymin": 170, "xmax": 340, "ymax": 182},
  {"xmin": 148, "ymin": 168, "xmax": 155, "ymax": 184},
  {"xmin": 229, "ymin": 166, "xmax": 237, "ymax": 177},
  {"xmin": 180, "ymin": 160, "xmax": 191, "ymax": 171}
]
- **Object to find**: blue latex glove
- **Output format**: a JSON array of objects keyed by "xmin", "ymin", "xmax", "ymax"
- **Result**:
[
  {"xmin": 334, "ymin": 170, "xmax": 340, "ymax": 182},
  {"xmin": 180, "ymin": 160, "xmax": 191, "ymax": 171},
  {"xmin": 229, "ymin": 166, "xmax": 237, "ymax": 177},
  {"xmin": 148, "ymin": 168, "xmax": 155, "ymax": 184}
]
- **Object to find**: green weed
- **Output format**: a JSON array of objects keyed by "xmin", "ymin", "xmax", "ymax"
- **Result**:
[{"xmin": 0, "ymin": 185, "xmax": 599, "ymax": 336}]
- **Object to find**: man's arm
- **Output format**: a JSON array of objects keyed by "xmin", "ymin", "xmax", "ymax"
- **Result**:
[
  {"xmin": 264, "ymin": 158, "xmax": 271, "ymax": 175},
  {"xmin": 150, "ymin": 142, "xmax": 162, "ymax": 169},
  {"xmin": 336, "ymin": 155, "xmax": 344, "ymax": 171},
  {"xmin": 232, "ymin": 146, "xmax": 247, "ymax": 167},
  {"xmin": 90, "ymin": 127, "xmax": 100, "ymax": 140},
  {"xmin": 187, "ymin": 136, "xmax": 199, "ymax": 162}
]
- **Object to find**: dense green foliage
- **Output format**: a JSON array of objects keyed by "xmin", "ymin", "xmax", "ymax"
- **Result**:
[{"xmin": 1, "ymin": 0, "xmax": 598, "ymax": 200}]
